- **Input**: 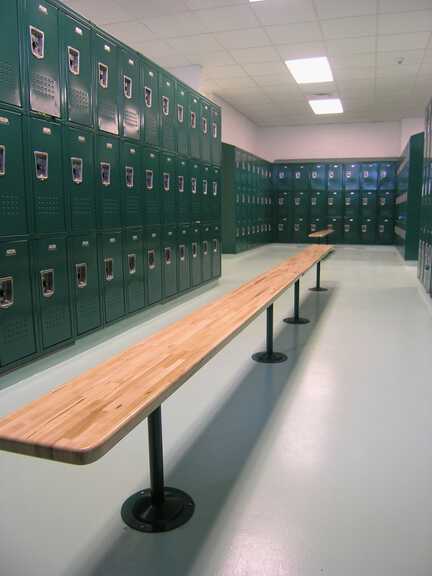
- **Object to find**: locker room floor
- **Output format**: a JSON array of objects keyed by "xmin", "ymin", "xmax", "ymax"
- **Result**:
[{"xmin": 1, "ymin": 245, "xmax": 432, "ymax": 576}]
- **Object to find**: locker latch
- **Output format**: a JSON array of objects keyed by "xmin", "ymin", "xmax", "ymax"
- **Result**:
[
  {"xmin": 178, "ymin": 175, "xmax": 185, "ymax": 193},
  {"xmin": 162, "ymin": 96, "xmax": 169, "ymax": 116},
  {"xmin": 148, "ymin": 250, "xmax": 156, "ymax": 269},
  {"xmin": 104, "ymin": 258, "xmax": 114, "ymax": 281},
  {"xmin": 213, "ymin": 182, "xmax": 218, "ymax": 196},
  {"xmin": 30, "ymin": 26, "xmax": 45, "ymax": 59},
  {"xmin": 76, "ymin": 263, "xmax": 88, "ymax": 288},
  {"xmin": 125, "ymin": 166, "xmax": 134, "ymax": 188},
  {"xmin": 213, "ymin": 239, "xmax": 218, "ymax": 253},
  {"xmin": 68, "ymin": 47, "xmax": 80, "ymax": 75},
  {"xmin": 190, "ymin": 111, "xmax": 197, "ymax": 129},
  {"xmin": 40, "ymin": 269, "xmax": 55, "ymax": 298},
  {"xmin": 124, "ymin": 75, "xmax": 132, "ymax": 99},
  {"xmin": 202, "ymin": 180, "xmax": 208, "ymax": 195},
  {"xmin": 191, "ymin": 177, "xmax": 197, "ymax": 194},
  {"xmin": 163, "ymin": 173, "xmax": 170, "ymax": 192},
  {"xmin": 192, "ymin": 242, "xmax": 198, "ymax": 258},
  {"xmin": 177, "ymin": 104, "xmax": 184, "ymax": 123},
  {"xmin": 98, "ymin": 63, "xmax": 109, "ymax": 89},
  {"xmin": 202, "ymin": 117, "xmax": 208, "ymax": 135},
  {"xmin": 34, "ymin": 151, "xmax": 48, "ymax": 180},
  {"xmin": 100, "ymin": 162, "xmax": 111, "ymax": 186},
  {"xmin": 203, "ymin": 241, "xmax": 208, "ymax": 256},
  {"xmin": 0, "ymin": 277, "xmax": 14, "ymax": 309},
  {"xmin": 144, "ymin": 86, "xmax": 152, "ymax": 108},
  {"xmin": 212, "ymin": 122, "xmax": 218, "ymax": 139},
  {"xmin": 0, "ymin": 145, "xmax": 5, "ymax": 176},
  {"xmin": 164, "ymin": 248, "xmax": 172, "ymax": 265},
  {"xmin": 179, "ymin": 245, "xmax": 186, "ymax": 261},
  {"xmin": 71, "ymin": 157, "xmax": 83, "ymax": 184},
  {"xmin": 146, "ymin": 169, "xmax": 154, "ymax": 190},
  {"xmin": 128, "ymin": 254, "xmax": 137, "ymax": 275}
]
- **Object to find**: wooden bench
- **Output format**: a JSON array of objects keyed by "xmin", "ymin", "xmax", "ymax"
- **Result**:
[
  {"xmin": 0, "ymin": 244, "xmax": 333, "ymax": 533},
  {"xmin": 308, "ymin": 228, "xmax": 334, "ymax": 244}
]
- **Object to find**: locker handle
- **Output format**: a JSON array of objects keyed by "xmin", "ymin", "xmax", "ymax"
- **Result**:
[
  {"xmin": 192, "ymin": 242, "xmax": 198, "ymax": 258},
  {"xmin": 162, "ymin": 96, "xmax": 169, "ymax": 116},
  {"xmin": 148, "ymin": 250, "xmax": 156, "ymax": 270},
  {"xmin": 34, "ymin": 151, "xmax": 48, "ymax": 180},
  {"xmin": 190, "ymin": 111, "xmax": 197, "ymax": 129},
  {"xmin": 202, "ymin": 117, "xmax": 208, "ymax": 135},
  {"xmin": 0, "ymin": 145, "xmax": 5, "ymax": 176},
  {"xmin": 40, "ymin": 269, "xmax": 55, "ymax": 298},
  {"xmin": 128, "ymin": 254, "xmax": 137, "ymax": 275},
  {"xmin": 123, "ymin": 75, "xmax": 132, "ymax": 99},
  {"xmin": 144, "ymin": 86, "xmax": 152, "ymax": 108},
  {"xmin": 0, "ymin": 277, "xmax": 14, "ymax": 309},
  {"xmin": 179, "ymin": 245, "xmax": 186, "ymax": 261},
  {"xmin": 191, "ymin": 177, "xmax": 197, "ymax": 194},
  {"xmin": 100, "ymin": 162, "xmax": 111, "ymax": 186},
  {"xmin": 177, "ymin": 104, "xmax": 184, "ymax": 124},
  {"xmin": 213, "ymin": 239, "xmax": 218, "ymax": 254},
  {"xmin": 212, "ymin": 121, "xmax": 218, "ymax": 139},
  {"xmin": 98, "ymin": 63, "xmax": 109, "ymax": 89},
  {"xmin": 146, "ymin": 169, "xmax": 154, "ymax": 190},
  {"xmin": 202, "ymin": 180, "xmax": 208, "ymax": 195},
  {"xmin": 76, "ymin": 263, "xmax": 88, "ymax": 288},
  {"xmin": 125, "ymin": 166, "xmax": 134, "ymax": 189},
  {"xmin": 164, "ymin": 247, "xmax": 172, "ymax": 265},
  {"xmin": 30, "ymin": 26, "xmax": 45, "ymax": 59},
  {"xmin": 163, "ymin": 173, "xmax": 170, "ymax": 192},
  {"xmin": 68, "ymin": 46, "xmax": 80, "ymax": 76},
  {"xmin": 203, "ymin": 241, "xmax": 208, "ymax": 256},
  {"xmin": 104, "ymin": 258, "xmax": 114, "ymax": 281},
  {"xmin": 178, "ymin": 175, "xmax": 185, "ymax": 193},
  {"xmin": 71, "ymin": 157, "xmax": 83, "ymax": 184}
]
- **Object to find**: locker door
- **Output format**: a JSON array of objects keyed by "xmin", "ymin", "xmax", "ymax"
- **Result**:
[
  {"xmin": 124, "ymin": 228, "xmax": 145, "ymax": 313},
  {"xmin": 161, "ymin": 153, "xmax": 176, "ymax": 225},
  {"xmin": 201, "ymin": 164, "xmax": 211, "ymax": 223},
  {"xmin": 178, "ymin": 225, "xmax": 190, "ymax": 292},
  {"xmin": 159, "ymin": 73, "xmax": 176, "ymax": 153},
  {"xmin": 190, "ymin": 224, "xmax": 202, "ymax": 287},
  {"xmin": 61, "ymin": 13, "xmax": 92, "ymax": 127},
  {"xmin": 344, "ymin": 218, "xmax": 360, "ymax": 244},
  {"xmin": 144, "ymin": 226, "xmax": 162, "ymax": 305},
  {"xmin": 26, "ymin": 0, "xmax": 60, "ymax": 117},
  {"xmin": 190, "ymin": 161, "xmax": 201, "ymax": 222},
  {"xmin": 293, "ymin": 218, "xmax": 308, "ymax": 243},
  {"xmin": 142, "ymin": 58, "xmax": 159, "ymax": 147},
  {"xmin": 327, "ymin": 217, "xmax": 343, "ymax": 243},
  {"xmin": 310, "ymin": 164, "xmax": 326, "ymax": 191},
  {"xmin": 176, "ymin": 83, "xmax": 188, "ymax": 157},
  {"xmin": 277, "ymin": 217, "xmax": 291, "ymax": 243},
  {"xmin": 0, "ymin": 0, "xmax": 21, "ymax": 108},
  {"xmin": 189, "ymin": 93, "xmax": 200, "ymax": 160},
  {"xmin": 361, "ymin": 191, "xmax": 377, "ymax": 219},
  {"xmin": 119, "ymin": 50, "xmax": 140, "ymax": 140},
  {"xmin": 327, "ymin": 191, "xmax": 343, "ymax": 218},
  {"xmin": 200, "ymin": 99, "xmax": 211, "ymax": 163},
  {"xmin": 93, "ymin": 32, "xmax": 118, "ymax": 135},
  {"xmin": 293, "ymin": 190, "xmax": 309, "ymax": 218},
  {"xmin": 121, "ymin": 141, "xmax": 141, "ymax": 228},
  {"xmin": 327, "ymin": 164, "xmax": 343, "ymax": 192},
  {"xmin": 63, "ymin": 126, "xmax": 96, "ymax": 233},
  {"xmin": 69, "ymin": 234, "xmax": 101, "ymax": 336},
  {"xmin": 211, "ymin": 224, "xmax": 221, "ymax": 279},
  {"xmin": 343, "ymin": 163, "xmax": 360, "ymax": 191},
  {"xmin": 344, "ymin": 190, "xmax": 360, "ymax": 218},
  {"xmin": 177, "ymin": 157, "xmax": 190, "ymax": 224},
  {"xmin": 211, "ymin": 166, "xmax": 221, "ymax": 222},
  {"xmin": 201, "ymin": 225, "xmax": 212, "ymax": 282},
  {"xmin": 0, "ymin": 110, "xmax": 28, "ymax": 236},
  {"xmin": 34, "ymin": 237, "xmax": 72, "ymax": 349},
  {"xmin": 293, "ymin": 164, "xmax": 309, "ymax": 191},
  {"xmin": 377, "ymin": 218, "xmax": 393, "ymax": 245},
  {"xmin": 361, "ymin": 163, "xmax": 378, "ymax": 190},
  {"xmin": 142, "ymin": 146, "xmax": 160, "ymax": 227},
  {"xmin": 360, "ymin": 218, "xmax": 376, "ymax": 244},
  {"xmin": 0, "ymin": 240, "xmax": 36, "ymax": 367},
  {"xmin": 30, "ymin": 117, "xmax": 65, "ymax": 234},
  {"xmin": 162, "ymin": 227, "xmax": 177, "ymax": 299},
  {"xmin": 96, "ymin": 135, "xmax": 121, "ymax": 229},
  {"xmin": 273, "ymin": 164, "xmax": 292, "ymax": 192},
  {"xmin": 310, "ymin": 190, "xmax": 328, "ymax": 218},
  {"xmin": 277, "ymin": 191, "xmax": 291, "ymax": 217},
  {"xmin": 211, "ymin": 106, "xmax": 221, "ymax": 166},
  {"xmin": 100, "ymin": 231, "xmax": 125, "ymax": 323},
  {"xmin": 379, "ymin": 162, "xmax": 396, "ymax": 190}
]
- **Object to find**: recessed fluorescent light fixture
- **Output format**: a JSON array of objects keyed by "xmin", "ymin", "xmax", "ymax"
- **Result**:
[
  {"xmin": 285, "ymin": 57, "xmax": 333, "ymax": 84},
  {"xmin": 309, "ymin": 98, "xmax": 343, "ymax": 115}
]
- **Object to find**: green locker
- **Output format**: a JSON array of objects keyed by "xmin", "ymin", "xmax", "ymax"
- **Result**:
[
  {"xmin": 159, "ymin": 72, "xmax": 176, "ymax": 153},
  {"xmin": 327, "ymin": 190, "xmax": 344, "ymax": 218},
  {"xmin": 379, "ymin": 162, "xmax": 396, "ymax": 190},
  {"xmin": 293, "ymin": 164, "xmax": 309, "ymax": 191},
  {"xmin": 177, "ymin": 157, "xmax": 190, "ymax": 224},
  {"xmin": 211, "ymin": 166, "xmax": 221, "ymax": 222},
  {"xmin": 201, "ymin": 164, "xmax": 211, "ymax": 222},
  {"xmin": 277, "ymin": 191, "xmax": 290, "ymax": 217},
  {"xmin": 277, "ymin": 217, "xmax": 291, "ymax": 243},
  {"xmin": 202, "ymin": 224, "xmax": 212, "ymax": 283},
  {"xmin": 327, "ymin": 164, "xmax": 343, "ymax": 192},
  {"xmin": 96, "ymin": 135, "xmax": 120, "ymax": 229},
  {"xmin": 142, "ymin": 58, "xmax": 159, "ymax": 147},
  {"xmin": 344, "ymin": 217, "xmax": 360, "ymax": 244},
  {"xmin": 361, "ymin": 163, "xmax": 378, "ymax": 190},
  {"xmin": 211, "ymin": 223, "xmax": 221, "ymax": 279},
  {"xmin": 190, "ymin": 160, "xmax": 201, "ymax": 222},
  {"xmin": 0, "ymin": 239, "xmax": 37, "ymax": 368},
  {"xmin": 189, "ymin": 92, "xmax": 200, "ymax": 160},
  {"xmin": 69, "ymin": 234, "xmax": 101, "ymax": 336},
  {"xmin": 144, "ymin": 226, "xmax": 162, "ymax": 305},
  {"xmin": 142, "ymin": 146, "xmax": 160, "ymax": 227},
  {"xmin": 273, "ymin": 164, "xmax": 292, "ymax": 191},
  {"xmin": 161, "ymin": 152, "xmax": 176, "ymax": 225},
  {"xmin": 190, "ymin": 223, "xmax": 202, "ymax": 287},
  {"xmin": 361, "ymin": 190, "xmax": 377, "ymax": 219},
  {"xmin": 119, "ymin": 50, "xmax": 140, "ymax": 140},
  {"xmin": 61, "ymin": 12, "xmax": 92, "ymax": 127},
  {"xmin": 0, "ymin": 0, "xmax": 22, "ymax": 108},
  {"xmin": 327, "ymin": 217, "xmax": 344, "ymax": 243},
  {"xmin": 176, "ymin": 83, "xmax": 188, "ymax": 157},
  {"xmin": 200, "ymin": 99, "xmax": 211, "ymax": 164},
  {"xmin": 310, "ymin": 190, "xmax": 327, "ymax": 218},
  {"xmin": 100, "ymin": 231, "xmax": 125, "ymax": 323},
  {"xmin": 30, "ymin": 117, "xmax": 66, "ymax": 234},
  {"xmin": 210, "ymin": 106, "xmax": 221, "ymax": 166},
  {"xmin": 93, "ymin": 31, "xmax": 118, "ymax": 135},
  {"xmin": 377, "ymin": 218, "xmax": 394, "ymax": 245},
  {"xmin": 310, "ymin": 217, "xmax": 326, "ymax": 236},
  {"xmin": 343, "ymin": 163, "xmax": 360, "ymax": 191},
  {"xmin": 34, "ymin": 236, "xmax": 72, "ymax": 349},
  {"xmin": 293, "ymin": 190, "xmax": 309, "ymax": 218},
  {"xmin": 63, "ymin": 125, "xmax": 96, "ymax": 233},
  {"xmin": 121, "ymin": 141, "xmax": 141, "ymax": 228},
  {"xmin": 26, "ymin": 0, "xmax": 60, "ymax": 117},
  {"xmin": 344, "ymin": 190, "xmax": 360, "ymax": 218},
  {"xmin": 360, "ymin": 218, "xmax": 376, "ymax": 244},
  {"xmin": 378, "ymin": 190, "xmax": 395, "ymax": 219},
  {"xmin": 310, "ymin": 163, "xmax": 326, "ymax": 191},
  {"xmin": 124, "ymin": 228, "xmax": 145, "ymax": 313},
  {"xmin": 0, "ymin": 110, "xmax": 28, "ymax": 236},
  {"xmin": 162, "ymin": 226, "xmax": 177, "ymax": 299},
  {"xmin": 293, "ymin": 217, "xmax": 308, "ymax": 243},
  {"xmin": 177, "ymin": 225, "xmax": 191, "ymax": 293}
]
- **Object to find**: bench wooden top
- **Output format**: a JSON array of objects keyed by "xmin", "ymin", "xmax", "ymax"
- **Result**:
[
  {"xmin": 0, "ymin": 245, "xmax": 333, "ymax": 466},
  {"xmin": 308, "ymin": 228, "xmax": 334, "ymax": 239}
]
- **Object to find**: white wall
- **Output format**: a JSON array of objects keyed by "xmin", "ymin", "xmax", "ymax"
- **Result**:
[{"xmin": 400, "ymin": 118, "xmax": 424, "ymax": 153}]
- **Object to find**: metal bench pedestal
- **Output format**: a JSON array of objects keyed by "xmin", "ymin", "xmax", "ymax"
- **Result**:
[
  {"xmin": 284, "ymin": 279, "xmax": 310, "ymax": 324},
  {"xmin": 252, "ymin": 304, "xmax": 287, "ymax": 363},
  {"xmin": 309, "ymin": 261, "xmax": 328, "ymax": 292}
]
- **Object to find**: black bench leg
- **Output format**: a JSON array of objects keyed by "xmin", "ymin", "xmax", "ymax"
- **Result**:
[
  {"xmin": 284, "ymin": 279, "xmax": 310, "ymax": 324},
  {"xmin": 121, "ymin": 406, "xmax": 195, "ymax": 533},
  {"xmin": 252, "ymin": 304, "xmax": 287, "ymax": 363},
  {"xmin": 309, "ymin": 261, "xmax": 328, "ymax": 292}
]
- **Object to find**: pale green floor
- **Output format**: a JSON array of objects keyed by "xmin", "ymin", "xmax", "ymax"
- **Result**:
[{"xmin": 1, "ymin": 245, "xmax": 432, "ymax": 576}]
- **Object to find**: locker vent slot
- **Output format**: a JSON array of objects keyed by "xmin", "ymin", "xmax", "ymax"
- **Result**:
[
  {"xmin": 98, "ymin": 63, "xmax": 108, "ymax": 89},
  {"xmin": 202, "ymin": 180, "xmax": 208, "ymax": 195},
  {"xmin": 125, "ymin": 166, "xmax": 134, "ymax": 188},
  {"xmin": 163, "ymin": 173, "xmax": 170, "ymax": 192},
  {"xmin": 104, "ymin": 258, "xmax": 114, "ymax": 281},
  {"xmin": 71, "ymin": 157, "xmax": 83, "ymax": 184},
  {"xmin": 164, "ymin": 247, "xmax": 172, "ymax": 265},
  {"xmin": 128, "ymin": 254, "xmax": 137, "ymax": 275},
  {"xmin": 191, "ymin": 177, "xmax": 197, "ymax": 194},
  {"xmin": 146, "ymin": 169, "xmax": 154, "ymax": 190},
  {"xmin": 162, "ymin": 96, "xmax": 169, "ymax": 116},
  {"xmin": 178, "ymin": 175, "xmax": 184, "ymax": 193},
  {"xmin": 68, "ymin": 47, "xmax": 80, "ymax": 76},
  {"xmin": 76, "ymin": 263, "xmax": 87, "ymax": 288},
  {"xmin": 0, "ymin": 277, "xmax": 14, "ymax": 309},
  {"xmin": 177, "ymin": 104, "xmax": 184, "ymax": 123},
  {"xmin": 123, "ymin": 75, "xmax": 132, "ymax": 99},
  {"xmin": 148, "ymin": 250, "xmax": 156, "ymax": 269},
  {"xmin": 144, "ymin": 86, "xmax": 152, "ymax": 108},
  {"xmin": 179, "ymin": 245, "xmax": 185, "ymax": 261},
  {"xmin": 0, "ymin": 145, "xmax": 5, "ymax": 176},
  {"xmin": 40, "ymin": 269, "xmax": 54, "ymax": 298},
  {"xmin": 213, "ymin": 239, "xmax": 218, "ymax": 254},
  {"xmin": 203, "ymin": 241, "xmax": 208, "ymax": 256},
  {"xmin": 34, "ymin": 151, "xmax": 48, "ymax": 180},
  {"xmin": 30, "ymin": 26, "xmax": 45, "ymax": 59},
  {"xmin": 100, "ymin": 162, "xmax": 111, "ymax": 186},
  {"xmin": 192, "ymin": 242, "xmax": 197, "ymax": 258},
  {"xmin": 71, "ymin": 88, "xmax": 90, "ymax": 112},
  {"xmin": 190, "ymin": 111, "xmax": 196, "ymax": 129}
]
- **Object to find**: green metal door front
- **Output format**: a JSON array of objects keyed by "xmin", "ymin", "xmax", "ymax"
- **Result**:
[
  {"xmin": 361, "ymin": 191, "xmax": 377, "ymax": 219},
  {"xmin": 201, "ymin": 224, "xmax": 212, "ymax": 282},
  {"xmin": 211, "ymin": 166, "xmax": 221, "ymax": 222},
  {"xmin": 142, "ymin": 58, "xmax": 159, "ymax": 147},
  {"xmin": 344, "ymin": 218, "xmax": 360, "ymax": 243},
  {"xmin": 327, "ymin": 217, "xmax": 343, "ymax": 243},
  {"xmin": 377, "ymin": 218, "xmax": 393, "ymax": 244},
  {"xmin": 327, "ymin": 164, "xmax": 343, "ymax": 192},
  {"xmin": 124, "ymin": 228, "xmax": 145, "ymax": 313},
  {"xmin": 293, "ymin": 218, "xmax": 308, "ymax": 243},
  {"xmin": 161, "ymin": 153, "xmax": 176, "ymax": 225},
  {"xmin": 200, "ymin": 99, "xmax": 211, "ymax": 164},
  {"xmin": 159, "ymin": 72, "xmax": 176, "ymax": 153},
  {"xmin": 201, "ymin": 164, "xmax": 211, "ymax": 222},
  {"xmin": 211, "ymin": 106, "xmax": 221, "ymax": 166},
  {"xmin": 343, "ymin": 163, "xmax": 360, "ymax": 191},
  {"xmin": 277, "ymin": 217, "xmax": 291, "ymax": 243},
  {"xmin": 177, "ymin": 157, "xmax": 190, "ymax": 224},
  {"xmin": 378, "ymin": 191, "xmax": 395, "ymax": 219},
  {"xmin": 379, "ymin": 162, "xmax": 396, "ymax": 190},
  {"xmin": 96, "ymin": 135, "xmax": 121, "ymax": 229},
  {"xmin": 361, "ymin": 163, "xmax": 378, "ymax": 190},
  {"xmin": 119, "ymin": 49, "xmax": 140, "ymax": 140},
  {"xmin": 273, "ymin": 164, "xmax": 292, "ymax": 191},
  {"xmin": 93, "ymin": 32, "xmax": 118, "ymax": 135},
  {"xmin": 293, "ymin": 191, "xmax": 309, "ymax": 218},
  {"xmin": 100, "ymin": 231, "xmax": 125, "ymax": 323},
  {"xmin": 327, "ymin": 191, "xmax": 343, "ymax": 218},
  {"xmin": 176, "ymin": 83, "xmax": 188, "ymax": 157},
  {"xmin": 190, "ymin": 224, "xmax": 202, "ymax": 287},
  {"xmin": 211, "ymin": 224, "xmax": 221, "ymax": 279},
  {"xmin": 121, "ymin": 141, "xmax": 141, "ymax": 228},
  {"xmin": 0, "ymin": 0, "xmax": 21, "ymax": 108},
  {"xmin": 310, "ymin": 164, "xmax": 326, "ymax": 191},
  {"xmin": 310, "ymin": 190, "xmax": 328, "ymax": 218},
  {"xmin": 189, "ymin": 93, "xmax": 200, "ymax": 160},
  {"xmin": 144, "ymin": 226, "xmax": 162, "ymax": 305},
  {"xmin": 344, "ymin": 190, "xmax": 360, "ymax": 218},
  {"xmin": 190, "ymin": 161, "xmax": 201, "ymax": 222},
  {"xmin": 142, "ymin": 146, "xmax": 160, "ymax": 227},
  {"xmin": 293, "ymin": 164, "xmax": 309, "ymax": 191},
  {"xmin": 162, "ymin": 226, "xmax": 177, "ymax": 299},
  {"xmin": 178, "ymin": 225, "xmax": 191, "ymax": 292},
  {"xmin": 360, "ymin": 218, "xmax": 376, "ymax": 244}
]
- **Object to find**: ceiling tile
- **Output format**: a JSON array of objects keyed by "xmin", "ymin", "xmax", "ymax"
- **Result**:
[
  {"xmin": 230, "ymin": 46, "xmax": 281, "ymax": 64},
  {"xmin": 253, "ymin": 73, "xmax": 299, "ymax": 86},
  {"xmin": 215, "ymin": 28, "xmax": 271, "ymax": 50},
  {"xmin": 251, "ymin": 0, "xmax": 317, "ymax": 26},
  {"xmin": 276, "ymin": 42, "xmax": 327, "ymax": 59},
  {"xmin": 117, "ymin": 0, "xmax": 189, "ymax": 19},
  {"xmin": 378, "ymin": 10, "xmax": 432, "ymax": 35},
  {"xmin": 321, "ymin": 15, "xmax": 377, "ymax": 39},
  {"xmin": 133, "ymin": 39, "xmax": 177, "ymax": 60},
  {"xmin": 195, "ymin": 5, "xmax": 259, "ymax": 31},
  {"xmin": 167, "ymin": 34, "xmax": 223, "ymax": 53},
  {"xmin": 186, "ymin": 50, "xmax": 237, "ymax": 66},
  {"xmin": 101, "ymin": 21, "xmax": 158, "ymax": 44},
  {"xmin": 333, "ymin": 67, "xmax": 376, "ymax": 80},
  {"xmin": 186, "ymin": 0, "xmax": 248, "ymax": 7},
  {"xmin": 314, "ymin": 0, "xmax": 377, "ymax": 19},
  {"xmin": 326, "ymin": 36, "xmax": 376, "ymax": 54},
  {"xmin": 298, "ymin": 81, "xmax": 338, "ymax": 94},
  {"xmin": 156, "ymin": 54, "xmax": 193, "ymax": 67},
  {"xmin": 242, "ymin": 62, "xmax": 288, "ymax": 76},
  {"xmin": 376, "ymin": 50, "xmax": 424, "ymax": 67},
  {"xmin": 202, "ymin": 64, "xmax": 249, "ymax": 79},
  {"xmin": 329, "ymin": 52, "xmax": 375, "ymax": 68},
  {"xmin": 66, "ymin": 0, "xmax": 128, "ymax": 23},
  {"xmin": 265, "ymin": 22, "xmax": 323, "ymax": 45},
  {"xmin": 418, "ymin": 60, "xmax": 432, "ymax": 75},
  {"xmin": 377, "ymin": 31, "xmax": 431, "ymax": 51},
  {"xmin": 379, "ymin": 0, "xmax": 432, "ymax": 14},
  {"xmin": 142, "ymin": 12, "xmax": 210, "ymax": 37},
  {"xmin": 376, "ymin": 64, "xmax": 420, "ymax": 77}
]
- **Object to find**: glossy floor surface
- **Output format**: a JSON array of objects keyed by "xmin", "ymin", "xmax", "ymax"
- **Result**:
[{"xmin": 1, "ymin": 245, "xmax": 432, "ymax": 576}]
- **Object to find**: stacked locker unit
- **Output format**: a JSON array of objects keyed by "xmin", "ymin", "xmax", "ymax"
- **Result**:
[
  {"xmin": 309, "ymin": 163, "xmax": 327, "ymax": 239},
  {"xmin": 0, "ymin": 0, "xmax": 222, "ymax": 376},
  {"xmin": 274, "ymin": 164, "xmax": 292, "ymax": 243},
  {"xmin": 377, "ymin": 162, "xmax": 396, "ymax": 245},
  {"xmin": 292, "ymin": 164, "xmax": 309, "ymax": 243},
  {"xmin": 419, "ymin": 101, "xmax": 432, "ymax": 291}
]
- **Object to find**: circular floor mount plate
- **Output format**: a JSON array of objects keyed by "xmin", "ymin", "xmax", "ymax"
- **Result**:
[
  {"xmin": 283, "ymin": 317, "xmax": 310, "ymax": 325},
  {"xmin": 309, "ymin": 287, "xmax": 328, "ymax": 292},
  {"xmin": 252, "ymin": 351, "xmax": 288, "ymax": 364},
  {"xmin": 121, "ymin": 487, "xmax": 195, "ymax": 533}
]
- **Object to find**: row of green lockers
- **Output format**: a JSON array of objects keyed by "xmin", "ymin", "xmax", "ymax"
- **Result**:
[
  {"xmin": 0, "ymin": 0, "xmax": 221, "ymax": 164},
  {"xmin": 0, "ymin": 224, "xmax": 221, "ymax": 374},
  {"xmin": 0, "ymin": 110, "xmax": 222, "ymax": 237},
  {"xmin": 419, "ymin": 102, "xmax": 432, "ymax": 290}
]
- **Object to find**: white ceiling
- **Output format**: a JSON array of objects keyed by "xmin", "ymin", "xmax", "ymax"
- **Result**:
[{"xmin": 63, "ymin": 0, "xmax": 432, "ymax": 126}]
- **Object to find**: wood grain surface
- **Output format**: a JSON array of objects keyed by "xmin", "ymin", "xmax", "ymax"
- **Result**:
[
  {"xmin": 308, "ymin": 228, "xmax": 334, "ymax": 239},
  {"xmin": 0, "ymin": 245, "xmax": 333, "ymax": 465}
]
